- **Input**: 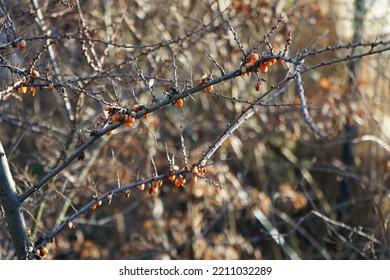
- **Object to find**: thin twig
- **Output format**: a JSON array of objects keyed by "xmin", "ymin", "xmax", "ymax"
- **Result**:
[{"xmin": 295, "ymin": 63, "xmax": 325, "ymax": 137}]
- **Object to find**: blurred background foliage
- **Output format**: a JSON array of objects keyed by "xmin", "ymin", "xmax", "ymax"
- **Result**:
[{"xmin": 0, "ymin": 0, "xmax": 389, "ymax": 259}]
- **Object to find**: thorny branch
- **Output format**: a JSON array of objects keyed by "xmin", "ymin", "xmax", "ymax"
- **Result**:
[{"xmin": 1, "ymin": 2, "xmax": 390, "ymax": 259}]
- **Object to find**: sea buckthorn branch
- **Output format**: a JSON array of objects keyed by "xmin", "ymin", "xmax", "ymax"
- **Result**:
[
  {"xmin": 172, "ymin": 54, "xmax": 179, "ymax": 89},
  {"xmin": 28, "ymin": 40, "xmax": 55, "ymax": 76},
  {"xmin": 179, "ymin": 127, "xmax": 189, "ymax": 169},
  {"xmin": 226, "ymin": 19, "xmax": 245, "ymax": 57},
  {"xmin": 20, "ymin": 42, "xmax": 389, "ymax": 109},
  {"xmin": 12, "ymin": 31, "xmax": 390, "ymax": 257},
  {"xmin": 204, "ymin": 45, "xmax": 226, "ymax": 76},
  {"xmin": 207, "ymin": 91, "xmax": 308, "ymax": 107},
  {"xmin": 134, "ymin": 61, "xmax": 158, "ymax": 99},
  {"xmin": 13, "ymin": 42, "xmax": 389, "ymax": 205},
  {"xmin": 21, "ymin": 72, "xmax": 173, "ymax": 97},
  {"xmin": 2, "ymin": 4, "xmax": 226, "ymax": 72},
  {"xmin": 17, "ymin": 97, "xmax": 162, "ymax": 204},
  {"xmin": 32, "ymin": 167, "xmax": 191, "ymax": 249},
  {"xmin": 253, "ymin": 14, "xmax": 286, "ymax": 54},
  {"xmin": 76, "ymin": 0, "xmax": 102, "ymax": 72},
  {"xmin": 30, "ymin": 0, "xmax": 75, "ymax": 125},
  {"xmin": 4, "ymin": 16, "xmax": 220, "ymax": 53},
  {"xmin": 295, "ymin": 63, "xmax": 325, "ymax": 137},
  {"xmin": 197, "ymin": 44, "xmax": 390, "ymax": 168},
  {"xmin": 298, "ymin": 40, "xmax": 390, "ymax": 61},
  {"xmin": 298, "ymin": 44, "xmax": 390, "ymax": 74}
]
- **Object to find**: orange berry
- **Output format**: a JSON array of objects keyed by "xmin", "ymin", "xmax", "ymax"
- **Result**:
[
  {"xmin": 150, "ymin": 186, "xmax": 158, "ymax": 195},
  {"xmin": 270, "ymin": 58, "xmax": 276, "ymax": 64},
  {"xmin": 31, "ymin": 70, "xmax": 40, "ymax": 77},
  {"xmin": 265, "ymin": 60, "xmax": 273, "ymax": 67},
  {"xmin": 96, "ymin": 200, "xmax": 102, "ymax": 207},
  {"xmin": 277, "ymin": 58, "xmax": 284, "ymax": 65},
  {"xmin": 138, "ymin": 183, "xmax": 145, "ymax": 191},
  {"xmin": 259, "ymin": 63, "xmax": 269, "ymax": 74},
  {"xmin": 143, "ymin": 113, "xmax": 150, "ymax": 119},
  {"xmin": 29, "ymin": 87, "xmax": 36, "ymax": 96},
  {"xmin": 40, "ymin": 246, "xmax": 48, "ymax": 258},
  {"xmin": 110, "ymin": 114, "xmax": 118, "ymax": 123},
  {"xmin": 174, "ymin": 178, "xmax": 182, "ymax": 188},
  {"xmin": 125, "ymin": 116, "xmax": 135, "ymax": 127},
  {"xmin": 199, "ymin": 167, "xmax": 206, "ymax": 176},
  {"xmin": 168, "ymin": 174, "xmax": 176, "ymax": 181},
  {"xmin": 176, "ymin": 98, "xmax": 184, "ymax": 107},
  {"xmin": 18, "ymin": 85, "xmax": 27, "ymax": 94},
  {"xmin": 90, "ymin": 204, "xmax": 97, "ymax": 210},
  {"xmin": 106, "ymin": 130, "xmax": 112, "ymax": 136},
  {"xmin": 205, "ymin": 84, "xmax": 213, "ymax": 92},
  {"xmin": 251, "ymin": 53, "xmax": 259, "ymax": 63},
  {"xmin": 104, "ymin": 106, "xmax": 112, "ymax": 111},
  {"xmin": 16, "ymin": 40, "xmax": 26, "ymax": 51}
]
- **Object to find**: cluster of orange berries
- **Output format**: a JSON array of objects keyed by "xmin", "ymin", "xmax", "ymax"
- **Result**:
[
  {"xmin": 240, "ymin": 52, "xmax": 285, "ymax": 91},
  {"xmin": 149, "ymin": 178, "xmax": 163, "ymax": 195},
  {"xmin": 139, "ymin": 165, "xmax": 207, "ymax": 196},
  {"xmin": 16, "ymin": 69, "xmax": 41, "ymax": 96},
  {"xmin": 104, "ymin": 106, "xmax": 136, "ymax": 127},
  {"xmin": 190, "ymin": 165, "xmax": 206, "ymax": 184},
  {"xmin": 167, "ymin": 166, "xmax": 186, "ymax": 188},
  {"xmin": 241, "ymin": 52, "xmax": 284, "ymax": 76},
  {"xmin": 103, "ymin": 103, "xmax": 151, "ymax": 134}
]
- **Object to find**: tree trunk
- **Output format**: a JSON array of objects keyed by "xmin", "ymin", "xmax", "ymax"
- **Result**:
[{"xmin": 0, "ymin": 140, "xmax": 33, "ymax": 259}]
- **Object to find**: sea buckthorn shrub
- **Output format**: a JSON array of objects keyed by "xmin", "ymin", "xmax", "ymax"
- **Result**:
[{"xmin": 0, "ymin": 0, "xmax": 389, "ymax": 260}]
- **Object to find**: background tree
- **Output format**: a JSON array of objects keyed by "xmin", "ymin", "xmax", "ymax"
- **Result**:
[{"xmin": 0, "ymin": 0, "xmax": 389, "ymax": 259}]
